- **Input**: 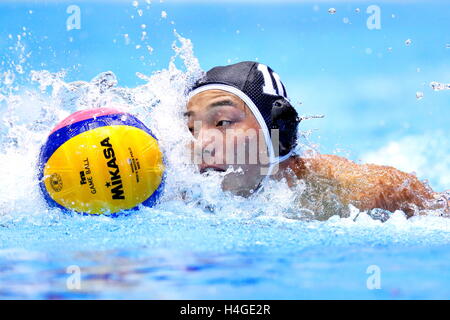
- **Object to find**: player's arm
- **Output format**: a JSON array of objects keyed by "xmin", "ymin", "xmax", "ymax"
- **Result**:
[{"xmin": 295, "ymin": 154, "xmax": 443, "ymax": 217}]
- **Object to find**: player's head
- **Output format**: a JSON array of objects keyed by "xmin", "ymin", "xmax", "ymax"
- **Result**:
[{"xmin": 186, "ymin": 61, "xmax": 300, "ymax": 196}]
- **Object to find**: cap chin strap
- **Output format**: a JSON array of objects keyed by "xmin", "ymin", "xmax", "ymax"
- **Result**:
[
  {"xmin": 255, "ymin": 149, "xmax": 294, "ymax": 196},
  {"xmin": 188, "ymin": 84, "xmax": 293, "ymax": 196}
]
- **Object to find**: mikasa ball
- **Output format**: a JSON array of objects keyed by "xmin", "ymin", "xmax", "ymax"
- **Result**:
[{"xmin": 38, "ymin": 108, "xmax": 165, "ymax": 216}]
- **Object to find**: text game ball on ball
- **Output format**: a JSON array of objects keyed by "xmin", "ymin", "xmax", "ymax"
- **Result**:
[{"xmin": 38, "ymin": 108, "xmax": 165, "ymax": 215}]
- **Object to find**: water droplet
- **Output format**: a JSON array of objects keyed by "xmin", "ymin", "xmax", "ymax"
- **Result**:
[
  {"xmin": 132, "ymin": 1, "xmax": 139, "ymax": 7},
  {"xmin": 90, "ymin": 72, "xmax": 118, "ymax": 93},
  {"xmin": 3, "ymin": 70, "xmax": 15, "ymax": 86},
  {"xmin": 137, "ymin": 9, "xmax": 143, "ymax": 17},
  {"xmin": 161, "ymin": 11, "xmax": 167, "ymax": 18},
  {"xmin": 446, "ymin": 43, "xmax": 450, "ymax": 49},
  {"xmin": 430, "ymin": 81, "xmax": 449, "ymax": 91},
  {"xmin": 365, "ymin": 48, "xmax": 373, "ymax": 55},
  {"xmin": 328, "ymin": 8, "xmax": 336, "ymax": 14},
  {"xmin": 141, "ymin": 24, "xmax": 146, "ymax": 29},
  {"xmin": 342, "ymin": 17, "xmax": 349, "ymax": 24},
  {"xmin": 28, "ymin": 10, "xmax": 33, "ymax": 14},
  {"xmin": 387, "ymin": 47, "xmax": 393, "ymax": 52},
  {"xmin": 391, "ymin": 14, "xmax": 396, "ymax": 18},
  {"xmin": 124, "ymin": 34, "xmax": 130, "ymax": 45},
  {"xmin": 15, "ymin": 65, "xmax": 24, "ymax": 74},
  {"xmin": 355, "ymin": 8, "xmax": 360, "ymax": 13},
  {"xmin": 416, "ymin": 91, "xmax": 424, "ymax": 100},
  {"xmin": 405, "ymin": 39, "xmax": 412, "ymax": 46}
]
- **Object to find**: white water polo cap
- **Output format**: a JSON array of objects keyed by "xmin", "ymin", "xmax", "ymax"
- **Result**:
[{"xmin": 188, "ymin": 61, "xmax": 301, "ymax": 175}]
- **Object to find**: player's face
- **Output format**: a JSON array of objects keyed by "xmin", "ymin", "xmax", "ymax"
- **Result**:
[{"xmin": 186, "ymin": 89, "xmax": 270, "ymax": 196}]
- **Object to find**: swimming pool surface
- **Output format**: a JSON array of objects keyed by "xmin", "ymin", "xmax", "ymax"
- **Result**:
[{"xmin": 1, "ymin": 0, "xmax": 449, "ymax": 299}]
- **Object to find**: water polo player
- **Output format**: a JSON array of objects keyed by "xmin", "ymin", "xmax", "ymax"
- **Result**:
[{"xmin": 186, "ymin": 61, "xmax": 449, "ymax": 219}]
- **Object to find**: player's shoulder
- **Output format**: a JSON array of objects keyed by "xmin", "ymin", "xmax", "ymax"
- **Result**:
[{"xmin": 288, "ymin": 153, "xmax": 359, "ymax": 180}]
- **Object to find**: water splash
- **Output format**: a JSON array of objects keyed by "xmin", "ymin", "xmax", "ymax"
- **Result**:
[
  {"xmin": 0, "ymin": 26, "xmax": 447, "ymax": 228},
  {"xmin": 416, "ymin": 91, "xmax": 424, "ymax": 100},
  {"xmin": 0, "ymin": 2, "xmax": 450, "ymax": 301},
  {"xmin": 430, "ymin": 81, "xmax": 450, "ymax": 91}
]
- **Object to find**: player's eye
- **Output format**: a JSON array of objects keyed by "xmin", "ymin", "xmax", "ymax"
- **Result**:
[{"xmin": 216, "ymin": 120, "xmax": 233, "ymax": 127}]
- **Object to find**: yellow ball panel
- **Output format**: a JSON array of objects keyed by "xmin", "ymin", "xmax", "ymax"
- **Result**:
[{"xmin": 43, "ymin": 125, "xmax": 164, "ymax": 214}]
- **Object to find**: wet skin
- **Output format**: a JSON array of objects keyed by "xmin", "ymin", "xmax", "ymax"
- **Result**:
[
  {"xmin": 186, "ymin": 89, "xmax": 449, "ymax": 218},
  {"xmin": 186, "ymin": 89, "xmax": 269, "ymax": 196}
]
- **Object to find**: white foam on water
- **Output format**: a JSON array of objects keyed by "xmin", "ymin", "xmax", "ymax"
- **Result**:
[{"xmin": 361, "ymin": 131, "xmax": 450, "ymax": 191}]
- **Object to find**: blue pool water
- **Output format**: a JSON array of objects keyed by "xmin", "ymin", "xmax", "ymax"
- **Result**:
[{"xmin": 1, "ymin": 0, "xmax": 450, "ymax": 299}]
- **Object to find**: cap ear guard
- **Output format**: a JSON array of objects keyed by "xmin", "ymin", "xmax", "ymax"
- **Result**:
[{"xmin": 270, "ymin": 98, "xmax": 301, "ymax": 157}]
